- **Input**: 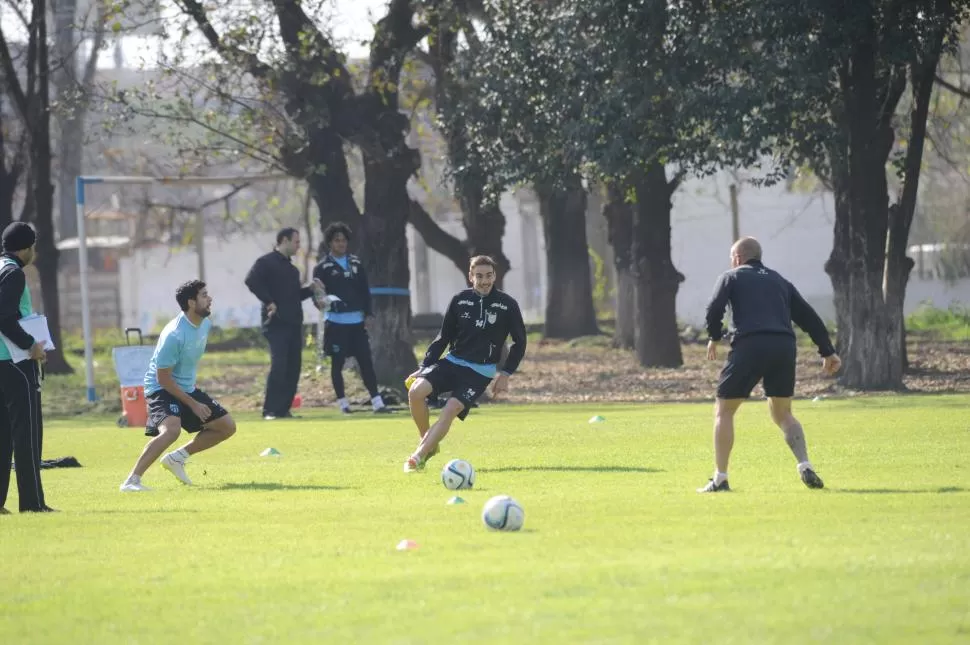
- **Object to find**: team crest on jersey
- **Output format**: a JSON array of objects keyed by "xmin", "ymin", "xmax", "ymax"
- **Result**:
[
  {"xmin": 170, "ymin": 404, "xmax": 180, "ymax": 415},
  {"xmin": 486, "ymin": 312, "xmax": 497, "ymax": 324}
]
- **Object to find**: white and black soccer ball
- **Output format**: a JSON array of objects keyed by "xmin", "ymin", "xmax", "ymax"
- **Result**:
[
  {"xmin": 441, "ymin": 458, "xmax": 475, "ymax": 490},
  {"xmin": 481, "ymin": 495, "xmax": 524, "ymax": 531}
]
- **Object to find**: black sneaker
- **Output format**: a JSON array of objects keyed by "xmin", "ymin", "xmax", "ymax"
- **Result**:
[
  {"xmin": 373, "ymin": 407, "xmax": 394, "ymax": 414},
  {"xmin": 800, "ymin": 468, "xmax": 824, "ymax": 489},
  {"xmin": 697, "ymin": 478, "xmax": 731, "ymax": 493},
  {"xmin": 340, "ymin": 407, "xmax": 353, "ymax": 415}
]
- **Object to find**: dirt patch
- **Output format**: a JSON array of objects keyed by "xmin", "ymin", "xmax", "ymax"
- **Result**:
[{"xmin": 206, "ymin": 332, "xmax": 970, "ymax": 412}]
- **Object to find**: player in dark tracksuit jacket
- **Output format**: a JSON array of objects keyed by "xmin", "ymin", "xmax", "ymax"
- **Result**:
[
  {"xmin": 311, "ymin": 222, "xmax": 389, "ymax": 414},
  {"xmin": 402, "ymin": 255, "xmax": 527, "ymax": 472},
  {"xmin": 0, "ymin": 222, "xmax": 53, "ymax": 513},
  {"xmin": 698, "ymin": 236, "xmax": 841, "ymax": 494},
  {"xmin": 244, "ymin": 227, "xmax": 315, "ymax": 420}
]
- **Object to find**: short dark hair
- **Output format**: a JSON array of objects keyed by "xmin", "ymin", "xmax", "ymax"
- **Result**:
[
  {"xmin": 276, "ymin": 227, "xmax": 299, "ymax": 245},
  {"xmin": 469, "ymin": 255, "xmax": 497, "ymax": 272},
  {"xmin": 324, "ymin": 222, "xmax": 352, "ymax": 247},
  {"xmin": 175, "ymin": 280, "xmax": 206, "ymax": 312}
]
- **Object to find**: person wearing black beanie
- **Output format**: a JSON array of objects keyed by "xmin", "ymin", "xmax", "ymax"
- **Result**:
[{"xmin": 0, "ymin": 221, "xmax": 54, "ymax": 514}]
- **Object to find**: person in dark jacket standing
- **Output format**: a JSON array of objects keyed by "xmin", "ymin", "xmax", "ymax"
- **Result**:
[
  {"xmin": 0, "ymin": 222, "xmax": 53, "ymax": 513},
  {"xmin": 403, "ymin": 255, "xmax": 527, "ymax": 473},
  {"xmin": 701, "ymin": 236, "xmax": 841, "ymax": 493},
  {"xmin": 312, "ymin": 222, "xmax": 390, "ymax": 414},
  {"xmin": 245, "ymin": 228, "xmax": 314, "ymax": 420}
]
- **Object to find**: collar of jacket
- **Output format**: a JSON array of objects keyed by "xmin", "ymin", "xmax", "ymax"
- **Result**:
[{"xmin": 0, "ymin": 252, "xmax": 24, "ymax": 268}]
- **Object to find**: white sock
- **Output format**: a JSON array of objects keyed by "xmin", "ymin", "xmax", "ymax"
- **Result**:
[
  {"xmin": 338, "ymin": 397, "xmax": 350, "ymax": 410},
  {"xmin": 171, "ymin": 448, "xmax": 190, "ymax": 462},
  {"xmin": 125, "ymin": 474, "xmax": 140, "ymax": 485},
  {"xmin": 713, "ymin": 471, "xmax": 728, "ymax": 485},
  {"xmin": 371, "ymin": 395, "xmax": 385, "ymax": 410},
  {"xmin": 797, "ymin": 461, "xmax": 813, "ymax": 474}
]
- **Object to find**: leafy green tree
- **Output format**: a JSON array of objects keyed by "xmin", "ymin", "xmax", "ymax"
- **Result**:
[
  {"xmin": 706, "ymin": 0, "xmax": 970, "ymax": 389},
  {"xmin": 406, "ymin": 1, "xmax": 513, "ymax": 286},
  {"xmin": 449, "ymin": 0, "xmax": 752, "ymax": 364}
]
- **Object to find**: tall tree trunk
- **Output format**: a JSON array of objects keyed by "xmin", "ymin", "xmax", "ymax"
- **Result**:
[
  {"xmin": 458, "ymin": 179, "xmax": 510, "ymax": 288},
  {"xmin": 52, "ymin": 0, "xmax": 104, "ymax": 240},
  {"xmin": 828, "ymin": 36, "xmax": 906, "ymax": 390},
  {"xmin": 0, "ymin": 171, "xmax": 16, "ymax": 231},
  {"xmin": 884, "ymin": 32, "xmax": 943, "ymax": 375},
  {"xmin": 0, "ymin": 97, "xmax": 23, "ymax": 232},
  {"xmin": 603, "ymin": 182, "xmax": 635, "ymax": 349},
  {"xmin": 307, "ymin": 132, "xmax": 364, "ymax": 258},
  {"xmin": 31, "ymin": 0, "xmax": 72, "ymax": 373},
  {"xmin": 359, "ymin": 149, "xmax": 418, "ymax": 388},
  {"xmin": 418, "ymin": 15, "xmax": 510, "ymax": 287},
  {"xmin": 823, "ymin": 141, "xmax": 850, "ymax": 358},
  {"xmin": 536, "ymin": 178, "xmax": 599, "ymax": 339},
  {"xmin": 354, "ymin": 6, "xmax": 425, "ymax": 386},
  {"xmin": 53, "ymin": 0, "xmax": 81, "ymax": 241},
  {"xmin": 631, "ymin": 163, "xmax": 684, "ymax": 368},
  {"xmin": 56, "ymin": 126, "xmax": 82, "ymax": 240}
]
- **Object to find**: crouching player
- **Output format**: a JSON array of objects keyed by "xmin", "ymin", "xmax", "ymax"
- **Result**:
[
  {"xmin": 403, "ymin": 256, "xmax": 527, "ymax": 472},
  {"xmin": 120, "ymin": 280, "xmax": 237, "ymax": 491}
]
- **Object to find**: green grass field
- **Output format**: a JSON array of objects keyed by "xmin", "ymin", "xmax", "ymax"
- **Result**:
[{"xmin": 2, "ymin": 397, "xmax": 969, "ymax": 644}]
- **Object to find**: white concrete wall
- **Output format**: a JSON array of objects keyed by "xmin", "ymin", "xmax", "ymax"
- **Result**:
[
  {"xmin": 117, "ymin": 174, "xmax": 970, "ymax": 332},
  {"xmin": 671, "ymin": 172, "xmax": 838, "ymax": 324},
  {"xmin": 670, "ymin": 171, "xmax": 970, "ymax": 325},
  {"xmin": 407, "ymin": 191, "xmax": 548, "ymax": 324},
  {"xmin": 119, "ymin": 234, "xmax": 321, "ymax": 331}
]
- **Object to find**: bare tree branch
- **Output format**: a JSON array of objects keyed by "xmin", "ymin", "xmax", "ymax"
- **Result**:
[
  {"xmin": 408, "ymin": 198, "xmax": 468, "ymax": 273},
  {"xmin": 175, "ymin": 0, "xmax": 276, "ymax": 82},
  {"xmin": 270, "ymin": 0, "xmax": 355, "ymax": 99},
  {"xmin": 667, "ymin": 169, "xmax": 688, "ymax": 197},
  {"xmin": 114, "ymin": 97, "xmax": 284, "ymax": 169},
  {"xmin": 2, "ymin": 0, "xmax": 29, "ymax": 30},
  {"xmin": 81, "ymin": 1, "xmax": 108, "ymax": 88},
  {"xmin": 934, "ymin": 73, "xmax": 970, "ymax": 99},
  {"xmin": 0, "ymin": 19, "xmax": 30, "ymax": 123},
  {"xmin": 143, "ymin": 183, "xmax": 252, "ymax": 213}
]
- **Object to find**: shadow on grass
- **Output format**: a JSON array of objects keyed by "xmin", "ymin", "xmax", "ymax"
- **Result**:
[
  {"xmin": 834, "ymin": 487, "xmax": 966, "ymax": 494},
  {"xmin": 478, "ymin": 465, "xmax": 662, "ymax": 474},
  {"xmin": 216, "ymin": 482, "xmax": 354, "ymax": 492},
  {"xmin": 79, "ymin": 509, "xmax": 202, "ymax": 514}
]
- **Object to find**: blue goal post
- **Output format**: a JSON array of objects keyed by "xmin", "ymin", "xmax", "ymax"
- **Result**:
[{"xmin": 74, "ymin": 173, "xmax": 289, "ymax": 402}]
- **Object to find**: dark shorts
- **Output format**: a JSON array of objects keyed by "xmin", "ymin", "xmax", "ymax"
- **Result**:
[
  {"xmin": 717, "ymin": 334, "xmax": 797, "ymax": 399},
  {"xmin": 418, "ymin": 360, "xmax": 493, "ymax": 421},
  {"xmin": 322, "ymin": 321, "xmax": 371, "ymax": 359},
  {"xmin": 145, "ymin": 389, "xmax": 229, "ymax": 436}
]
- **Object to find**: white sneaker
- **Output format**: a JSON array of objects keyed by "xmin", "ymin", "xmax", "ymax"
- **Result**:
[
  {"xmin": 161, "ymin": 453, "xmax": 193, "ymax": 485},
  {"xmin": 120, "ymin": 481, "xmax": 152, "ymax": 492}
]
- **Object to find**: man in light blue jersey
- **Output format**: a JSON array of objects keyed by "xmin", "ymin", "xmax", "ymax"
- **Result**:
[{"xmin": 120, "ymin": 280, "xmax": 236, "ymax": 492}]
